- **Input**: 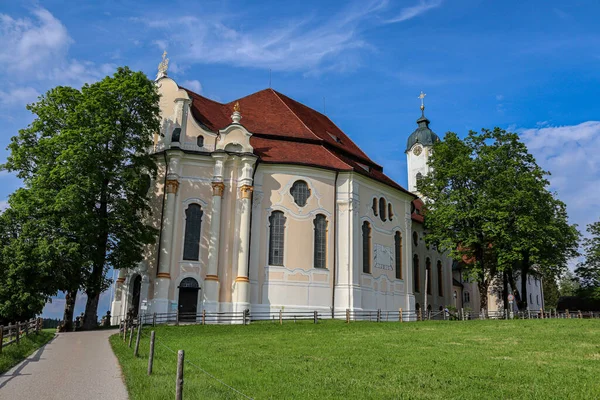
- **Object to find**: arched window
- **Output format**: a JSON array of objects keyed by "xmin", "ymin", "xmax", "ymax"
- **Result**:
[
  {"xmin": 379, "ymin": 198, "xmax": 387, "ymax": 221},
  {"xmin": 394, "ymin": 231, "xmax": 402, "ymax": 280},
  {"xmin": 372, "ymin": 198, "xmax": 378, "ymax": 216},
  {"xmin": 413, "ymin": 255, "xmax": 420, "ymax": 292},
  {"xmin": 413, "ymin": 231, "xmax": 419, "ymax": 246},
  {"xmin": 437, "ymin": 260, "xmax": 443, "ymax": 296},
  {"xmin": 426, "ymin": 258, "xmax": 432, "ymax": 295},
  {"xmin": 362, "ymin": 221, "xmax": 371, "ymax": 273},
  {"xmin": 529, "ymin": 293, "xmax": 533, "ymax": 304},
  {"xmin": 536, "ymin": 295, "xmax": 539, "ymax": 305},
  {"xmin": 416, "ymin": 172, "xmax": 423, "ymax": 181},
  {"xmin": 464, "ymin": 291, "xmax": 470, "ymax": 303},
  {"xmin": 269, "ymin": 211, "xmax": 286, "ymax": 265},
  {"xmin": 196, "ymin": 135, "xmax": 204, "ymax": 147},
  {"xmin": 183, "ymin": 204, "xmax": 203, "ymax": 261},
  {"xmin": 290, "ymin": 180, "xmax": 310, "ymax": 207},
  {"xmin": 313, "ymin": 214, "xmax": 327, "ymax": 269},
  {"xmin": 388, "ymin": 203, "xmax": 393, "ymax": 221}
]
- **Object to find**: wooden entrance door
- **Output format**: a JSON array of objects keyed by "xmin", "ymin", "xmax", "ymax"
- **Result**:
[{"xmin": 178, "ymin": 278, "xmax": 200, "ymax": 322}]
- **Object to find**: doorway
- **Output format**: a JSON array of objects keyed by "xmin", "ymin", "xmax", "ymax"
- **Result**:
[{"xmin": 178, "ymin": 277, "xmax": 200, "ymax": 322}]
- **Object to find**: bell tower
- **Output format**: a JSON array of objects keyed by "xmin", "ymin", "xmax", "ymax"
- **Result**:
[{"xmin": 406, "ymin": 92, "xmax": 439, "ymax": 195}]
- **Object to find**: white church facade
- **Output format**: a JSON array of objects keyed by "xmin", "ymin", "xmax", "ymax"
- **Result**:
[{"xmin": 110, "ymin": 57, "xmax": 543, "ymax": 322}]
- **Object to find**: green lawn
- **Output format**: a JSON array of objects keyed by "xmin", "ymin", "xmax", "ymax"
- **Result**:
[
  {"xmin": 110, "ymin": 319, "xmax": 600, "ymax": 399},
  {"xmin": 0, "ymin": 330, "xmax": 55, "ymax": 374}
]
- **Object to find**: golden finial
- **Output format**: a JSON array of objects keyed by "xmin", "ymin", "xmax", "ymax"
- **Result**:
[
  {"xmin": 418, "ymin": 91, "xmax": 426, "ymax": 111},
  {"xmin": 233, "ymin": 101, "xmax": 240, "ymax": 113}
]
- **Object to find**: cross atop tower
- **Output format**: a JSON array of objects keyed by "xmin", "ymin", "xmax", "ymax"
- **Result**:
[{"xmin": 418, "ymin": 91, "xmax": 426, "ymax": 111}]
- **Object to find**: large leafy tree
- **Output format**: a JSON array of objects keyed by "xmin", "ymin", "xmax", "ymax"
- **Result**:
[
  {"xmin": 419, "ymin": 128, "xmax": 578, "ymax": 311},
  {"xmin": 576, "ymin": 220, "xmax": 600, "ymax": 298},
  {"xmin": 2, "ymin": 67, "xmax": 160, "ymax": 329},
  {"xmin": 418, "ymin": 131, "xmax": 498, "ymax": 311},
  {"xmin": 481, "ymin": 129, "xmax": 579, "ymax": 310}
]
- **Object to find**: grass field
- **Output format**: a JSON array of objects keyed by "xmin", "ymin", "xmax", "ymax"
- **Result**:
[
  {"xmin": 110, "ymin": 319, "xmax": 600, "ymax": 399},
  {"xmin": 0, "ymin": 330, "xmax": 54, "ymax": 374}
]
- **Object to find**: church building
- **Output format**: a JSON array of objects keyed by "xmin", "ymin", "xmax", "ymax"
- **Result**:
[{"xmin": 110, "ymin": 54, "xmax": 542, "ymax": 322}]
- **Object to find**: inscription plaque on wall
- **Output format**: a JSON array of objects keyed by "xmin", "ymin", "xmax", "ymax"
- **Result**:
[{"xmin": 373, "ymin": 244, "xmax": 394, "ymax": 271}]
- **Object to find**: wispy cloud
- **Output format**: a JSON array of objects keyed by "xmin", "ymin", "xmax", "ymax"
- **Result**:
[
  {"xmin": 134, "ymin": 0, "xmax": 441, "ymax": 74},
  {"xmin": 0, "ymin": 87, "xmax": 40, "ymax": 106},
  {"xmin": 386, "ymin": 0, "xmax": 443, "ymax": 23},
  {"xmin": 520, "ymin": 121, "xmax": 600, "ymax": 232},
  {"xmin": 0, "ymin": 7, "xmax": 116, "ymax": 112},
  {"xmin": 181, "ymin": 80, "xmax": 202, "ymax": 94}
]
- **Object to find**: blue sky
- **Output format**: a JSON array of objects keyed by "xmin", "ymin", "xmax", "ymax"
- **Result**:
[{"xmin": 1, "ymin": 0, "xmax": 599, "ymax": 318}]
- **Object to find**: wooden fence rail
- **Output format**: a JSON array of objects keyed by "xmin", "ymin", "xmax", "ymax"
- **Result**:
[{"xmin": 0, "ymin": 318, "xmax": 42, "ymax": 354}]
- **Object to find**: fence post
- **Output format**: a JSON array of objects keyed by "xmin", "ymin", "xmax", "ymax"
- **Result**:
[
  {"xmin": 128, "ymin": 324, "xmax": 134, "ymax": 348},
  {"xmin": 176, "ymin": 350, "xmax": 185, "ymax": 400},
  {"xmin": 346, "ymin": 309, "xmax": 350, "ymax": 323},
  {"xmin": 566, "ymin": 309, "xmax": 570, "ymax": 319},
  {"xmin": 202, "ymin": 309, "xmax": 206, "ymax": 325},
  {"xmin": 134, "ymin": 321, "xmax": 142, "ymax": 357},
  {"xmin": 399, "ymin": 308, "xmax": 403, "ymax": 322},
  {"xmin": 16, "ymin": 322, "xmax": 20, "ymax": 345},
  {"xmin": 176, "ymin": 310, "xmax": 179, "ymax": 326},
  {"xmin": 153, "ymin": 313, "xmax": 157, "ymax": 327},
  {"xmin": 123, "ymin": 319, "xmax": 128, "ymax": 342},
  {"xmin": 313, "ymin": 311, "xmax": 318, "ymax": 324},
  {"xmin": 377, "ymin": 309, "xmax": 381, "ymax": 323},
  {"xmin": 148, "ymin": 331, "xmax": 155, "ymax": 376},
  {"xmin": 418, "ymin": 309, "xmax": 422, "ymax": 322},
  {"xmin": 279, "ymin": 310, "xmax": 283, "ymax": 325},
  {"xmin": 0, "ymin": 326, "xmax": 3, "ymax": 354}
]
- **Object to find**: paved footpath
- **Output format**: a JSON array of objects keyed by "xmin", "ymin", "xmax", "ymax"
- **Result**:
[{"xmin": 0, "ymin": 329, "xmax": 128, "ymax": 399}]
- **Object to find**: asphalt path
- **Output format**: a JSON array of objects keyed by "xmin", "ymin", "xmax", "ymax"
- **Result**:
[{"xmin": 0, "ymin": 329, "xmax": 128, "ymax": 399}]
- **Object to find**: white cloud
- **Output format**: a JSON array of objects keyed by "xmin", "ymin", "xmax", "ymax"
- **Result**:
[
  {"xmin": 0, "ymin": 8, "xmax": 116, "ymax": 113},
  {"xmin": 520, "ymin": 121, "xmax": 600, "ymax": 232},
  {"xmin": 0, "ymin": 87, "xmax": 39, "ymax": 106},
  {"xmin": 136, "ymin": 0, "xmax": 418, "ymax": 74},
  {"xmin": 181, "ymin": 80, "xmax": 202, "ymax": 94},
  {"xmin": 0, "ymin": 8, "xmax": 71, "ymax": 80},
  {"xmin": 386, "ymin": 0, "xmax": 443, "ymax": 23}
]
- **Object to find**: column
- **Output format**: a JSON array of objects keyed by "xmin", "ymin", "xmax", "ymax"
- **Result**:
[
  {"xmin": 232, "ymin": 155, "xmax": 257, "ymax": 313},
  {"xmin": 111, "ymin": 269, "xmax": 126, "ymax": 324},
  {"xmin": 204, "ymin": 181, "xmax": 225, "ymax": 312},
  {"xmin": 233, "ymin": 184, "xmax": 253, "ymax": 309},
  {"xmin": 404, "ymin": 207, "xmax": 415, "ymax": 319},
  {"xmin": 154, "ymin": 177, "xmax": 179, "ymax": 314}
]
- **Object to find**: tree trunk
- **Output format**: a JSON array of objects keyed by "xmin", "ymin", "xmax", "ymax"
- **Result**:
[
  {"xmin": 521, "ymin": 252, "xmax": 530, "ymax": 310},
  {"xmin": 507, "ymin": 267, "xmax": 523, "ymax": 310},
  {"xmin": 478, "ymin": 280, "xmax": 489, "ymax": 312},
  {"xmin": 62, "ymin": 290, "xmax": 77, "ymax": 332},
  {"xmin": 82, "ymin": 290, "xmax": 100, "ymax": 330},
  {"xmin": 502, "ymin": 270, "xmax": 509, "ymax": 311},
  {"xmin": 82, "ymin": 178, "xmax": 110, "ymax": 330}
]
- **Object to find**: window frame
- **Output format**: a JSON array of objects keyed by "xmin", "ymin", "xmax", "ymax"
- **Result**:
[
  {"xmin": 290, "ymin": 180, "xmax": 311, "ymax": 207},
  {"xmin": 313, "ymin": 214, "xmax": 328, "ymax": 269},
  {"xmin": 183, "ymin": 203, "xmax": 203, "ymax": 261},
  {"xmin": 362, "ymin": 221, "xmax": 372, "ymax": 274},
  {"xmin": 268, "ymin": 211, "xmax": 286, "ymax": 266},
  {"xmin": 413, "ymin": 254, "xmax": 420, "ymax": 293},
  {"xmin": 394, "ymin": 231, "xmax": 402, "ymax": 280}
]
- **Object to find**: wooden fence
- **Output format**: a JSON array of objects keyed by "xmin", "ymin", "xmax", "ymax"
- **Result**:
[
  {"xmin": 113, "ymin": 307, "xmax": 600, "ymax": 330},
  {"xmin": 0, "ymin": 318, "xmax": 43, "ymax": 354}
]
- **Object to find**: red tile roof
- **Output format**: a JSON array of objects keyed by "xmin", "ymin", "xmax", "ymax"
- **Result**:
[{"xmin": 183, "ymin": 87, "xmax": 414, "ymax": 197}]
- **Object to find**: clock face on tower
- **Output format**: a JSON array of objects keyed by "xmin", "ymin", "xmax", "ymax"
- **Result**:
[{"xmin": 413, "ymin": 146, "xmax": 422, "ymax": 156}]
